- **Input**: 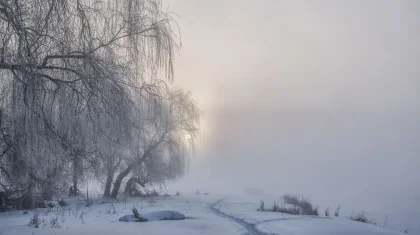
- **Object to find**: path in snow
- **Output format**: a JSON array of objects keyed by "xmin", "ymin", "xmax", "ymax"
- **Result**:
[
  {"xmin": 208, "ymin": 199, "xmax": 266, "ymax": 235},
  {"xmin": 208, "ymin": 198, "xmax": 307, "ymax": 235},
  {"xmin": 209, "ymin": 199, "xmax": 282, "ymax": 235}
]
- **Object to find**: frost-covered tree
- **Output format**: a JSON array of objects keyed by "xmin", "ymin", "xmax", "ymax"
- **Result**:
[
  {"xmin": 119, "ymin": 89, "xmax": 199, "ymax": 198},
  {"xmin": 0, "ymin": 0, "xmax": 198, "ymax": 207}
]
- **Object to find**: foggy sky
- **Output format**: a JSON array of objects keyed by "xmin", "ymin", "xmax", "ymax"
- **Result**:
[{"xmin": 163, "ymin": 0, "xmax": 419, "ymax": 232}]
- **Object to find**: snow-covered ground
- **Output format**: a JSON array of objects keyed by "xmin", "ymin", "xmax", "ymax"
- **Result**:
[{"xmin": 0, "ymin": 193, "xmax": 407, "ymax": 235}]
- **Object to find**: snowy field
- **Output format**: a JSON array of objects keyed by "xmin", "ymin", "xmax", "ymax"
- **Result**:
[{"xmin": 0, "ymin": 193, "xmax": 407, "ymax": 235}]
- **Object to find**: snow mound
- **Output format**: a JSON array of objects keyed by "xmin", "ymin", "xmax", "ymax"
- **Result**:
[
  {"xmin": 119, "ymin": 215, "xmax": 139, "ymax": 222},
  {"xmin": 119, "ymin": 210, "xmax": 186, "ymax": 222}
]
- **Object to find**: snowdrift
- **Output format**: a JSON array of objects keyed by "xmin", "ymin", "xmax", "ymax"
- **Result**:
[{"xmin": 119, "ymin": 210, "xmax": 186, "ymax": 222}]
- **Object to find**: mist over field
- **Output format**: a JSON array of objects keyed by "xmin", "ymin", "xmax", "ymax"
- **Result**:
[{"xmin": 165, "ymin": 0, "xmax": 420, "ymax": 233}]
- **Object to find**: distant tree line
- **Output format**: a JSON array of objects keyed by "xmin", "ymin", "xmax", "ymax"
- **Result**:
[{"xmin": 0, "ymin": 0, "xmax": 199, "ymax": 209}]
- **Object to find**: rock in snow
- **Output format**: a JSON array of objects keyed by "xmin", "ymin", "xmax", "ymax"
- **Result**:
[{"xmin": 119, "ymin": 210, "xmax": 185, "ymax": 222}]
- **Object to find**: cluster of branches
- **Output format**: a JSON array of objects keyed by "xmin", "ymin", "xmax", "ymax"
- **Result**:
[{"xmin": 0, "ymin": 0, "xmax": 199, "ymax": 209}]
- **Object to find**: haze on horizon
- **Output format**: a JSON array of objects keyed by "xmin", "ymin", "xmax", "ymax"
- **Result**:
[{"xmin": 163, "ymin": 0, "xmax": 420, "ymax": 232}]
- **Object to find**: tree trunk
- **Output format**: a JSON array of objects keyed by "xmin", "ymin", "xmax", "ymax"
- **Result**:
[
  {"xmin": 104, "ymin": 170, "xmax": 114, "ymax": 197},
  {"xmin": 110, "ymin": 138, "xmax": 164, "ymax": 198},
  {"xmin": 71, "ymin": 156, "xmax": 80, "ymax": 196},
  {"xmin": 124, "ymin": 176, "xmax": 147, "ymax": 196},
  {"xmin": 110, "ymin": 165, "xmax": 133, "ymax": 198},
  {"xmin": 41, "ymin": 182, "xmax": 53, "ymax": 201},
  {"xmin": 72, "ymin": 177, "xmax": 78, "ymax": 196},
  {"xmin": 124, "ymin": 177, "xmax": 135, "ymax": 195}
]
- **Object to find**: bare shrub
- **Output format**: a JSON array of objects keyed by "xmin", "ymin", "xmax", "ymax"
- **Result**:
[
  {"xmin": 258, "ymin": 194, "xmax": 319, "ymax": 216},
  {"xmin": 283, "ymin": 194, "xmax": 300, "ymax": 206},
  {"xmin": 272, "ymin": 201, "xmax": 280, "ymax": 212},
  {"xmin": 282, "ymin": 194, "xmax": 318, "ymax": 216},
  {"xmin": 382, "ymin": 216, "xmax": 388, "ymax": 228},
  {"xmin": 73, "ymin": 205, "xmax": 80, "ymax": 218},
  {"xmin": 348, "ymin": 211, "xmax": 376, "ymax": 225},
  {"xmin": 325, "ymin": 207, "xmax": 330, "ymax": 217},
  {"xmin": 301, "ymin": 199, "xmax": 318, "ymax": 216},
  {"xmin": 257, "ymin": 200, "xmax": 265, "ymax": 211},
  {"xmin": 58, "ymin": 198, "xmax": 68, "ymax": 207},
  {"xmin": 278, "ymin": 206, "xmax": 300, "ymax": 215},
  {"xmin": 50, "ymin": 216, "xmax": 62, "ymax": 228},
  {"xmin": 257, "ymin": 200, "xmax": 300, "ymax": 214},
  {"xmin": 28, "ymin": 211, "xmax": 41, "ymax": 228},
  {"xmin": 312, "ymin": 207, "xmax": 319, "ymax": 216},
  {"xmin": 58, "ymin": 207, "xmax": 66, "ymax": 224},
  {"xmin": 105, "ymin": 204, "xmax": 117, "ymax": 214},
  {"xmin": 335, "ymin": 205, "xmax": 341, "ymax": 217},
  {"xmin": 79, "ymin": 211, "xmax": 86, "ymax": 224}
]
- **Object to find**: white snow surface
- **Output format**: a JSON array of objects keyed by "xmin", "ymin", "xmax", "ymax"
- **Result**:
[{"xmin": 0, "ymin": 193, "xmax": 406, "ymax": 235}]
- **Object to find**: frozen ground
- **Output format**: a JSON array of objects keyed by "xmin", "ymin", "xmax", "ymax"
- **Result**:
[{"xmin": 0, "ymin": 193, "xmax": 407, "ymax": 235}]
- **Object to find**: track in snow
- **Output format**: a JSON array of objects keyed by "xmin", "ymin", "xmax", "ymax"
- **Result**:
[
  {"xmin": 207, "ymin": 199, "xmax": 269, "ymax": 235},
  {"xmin": 207, "ymin": 198, "xmax": 306, "ymax": 235}
]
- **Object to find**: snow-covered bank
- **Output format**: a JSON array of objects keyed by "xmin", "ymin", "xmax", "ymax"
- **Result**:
[
  {"xmin": 0, "ymin": 195, "xmax": 242, "ymax": 235},
  {"xmin": 214, "ymin": 195, "xmax": 405, "ymax": 235},
  {"xmin": 0, "ymin": 194, "xmax": 406, "ymax": 235}
]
